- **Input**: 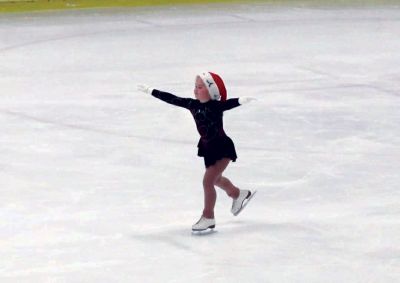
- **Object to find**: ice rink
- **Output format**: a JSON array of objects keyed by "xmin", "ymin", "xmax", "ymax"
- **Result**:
[{"xmin": 1, "ymin": 3, "xmax": 400, "ymax": 282}]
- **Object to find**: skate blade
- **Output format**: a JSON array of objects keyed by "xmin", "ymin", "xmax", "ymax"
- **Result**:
[
  {"xmin": 191, "ymin": 228, "xmax": 217, "ymax": 236},
  {"xmin": 233, "ymin": 190, "xmax": 257, "ymax": 216}
]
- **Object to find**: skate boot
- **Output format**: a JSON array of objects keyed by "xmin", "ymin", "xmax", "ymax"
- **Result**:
[
  {"xmin": 231, "ymin": 190, "xmax": 252, "ymax": 216},
  {"xmin": 192, "ymin": 216, "xmax": 215, "ymax": 232}
]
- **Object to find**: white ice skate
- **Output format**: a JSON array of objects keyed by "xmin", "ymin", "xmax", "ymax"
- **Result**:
[
  {"xmin": 192, "ymin": 216, "xmax": 215, "ymax": 232},
  {"xmin": 231, "ymin": 190, "xmax": 257, "ymax": 216}
]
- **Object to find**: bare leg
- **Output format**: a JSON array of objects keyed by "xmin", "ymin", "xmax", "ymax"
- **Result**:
[
  {"xmin": 202, "ymin": 158, "xmax": 232, "ymax": 219},
  {"xmin": 215, "ymin": 175, "xmax": 240, "ymax": 199}
]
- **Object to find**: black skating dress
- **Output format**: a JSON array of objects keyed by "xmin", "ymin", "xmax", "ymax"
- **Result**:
[{"xmin": 151, "ymin": 89, "xmax": 241, "ymax": 168}]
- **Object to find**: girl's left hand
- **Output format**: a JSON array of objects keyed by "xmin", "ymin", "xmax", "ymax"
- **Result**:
[{"xmin": 239, "ymin": 97, "xmax": 256, "ymax": 105}]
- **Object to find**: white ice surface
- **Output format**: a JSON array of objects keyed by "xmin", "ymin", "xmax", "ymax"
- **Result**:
[{"xmin": 1, "ymin": 3, "xmax": 400, "ymax": 282}]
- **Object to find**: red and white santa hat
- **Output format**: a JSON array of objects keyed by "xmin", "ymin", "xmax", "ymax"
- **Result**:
[{"xmin": 198, "ymin": 71, "xmax": 227, "ymax": 102}]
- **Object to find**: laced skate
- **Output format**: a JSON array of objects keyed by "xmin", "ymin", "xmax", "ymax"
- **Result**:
[
  {"xmin": 231, "ymin": 190, "xmax": 257, "ymax": 216},
  {"xmin": 192, "ymin": 216, "xmax": 215, "ymax": 232}
]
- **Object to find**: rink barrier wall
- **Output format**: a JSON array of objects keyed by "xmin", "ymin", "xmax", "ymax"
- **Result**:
[
  {"xmin": 0, "ymin": 0, "xmax": 399, "ymax": 13},
  {"xmin": 1, "ymin": 0, "xmax": 241, "ymax": 13}
]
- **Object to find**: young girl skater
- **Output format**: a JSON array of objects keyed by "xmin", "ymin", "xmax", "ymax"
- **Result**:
[{"xmin": 137, "ymin": 72, "xmax": 255, "ymax": 231}]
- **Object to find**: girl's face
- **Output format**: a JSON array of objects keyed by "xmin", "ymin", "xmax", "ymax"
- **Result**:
[{"xmin": 194, "ymin": 76, "xmax": 211, "ymax": 103}]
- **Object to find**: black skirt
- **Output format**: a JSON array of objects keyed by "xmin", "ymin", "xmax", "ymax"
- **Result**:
[{"xmin": 197, "ymin": 136, "xmax": 237, "ymax": 168}]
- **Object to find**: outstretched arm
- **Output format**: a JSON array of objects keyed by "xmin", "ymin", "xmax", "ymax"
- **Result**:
[
  {"xmin": 137, "ymin": 84, "xmax": 193, "ymax": 109},
  {"xmin": 221, "ymin": 97, "xmax": 256, "ymax": 111}
]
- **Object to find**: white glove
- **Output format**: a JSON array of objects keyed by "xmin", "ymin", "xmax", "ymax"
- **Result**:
[
  {"xmin": 238, "ymin": 96, "xmax": 256, "ymax": 105},
  {"xmin": 137, "ymin": 84, "xmax": 154, "ymax": 95}
]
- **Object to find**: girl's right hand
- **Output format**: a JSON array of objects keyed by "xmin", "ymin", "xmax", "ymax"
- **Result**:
[{"xmin": 137, "ymin": 84, "xmax": 153, "ymax": 94}]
